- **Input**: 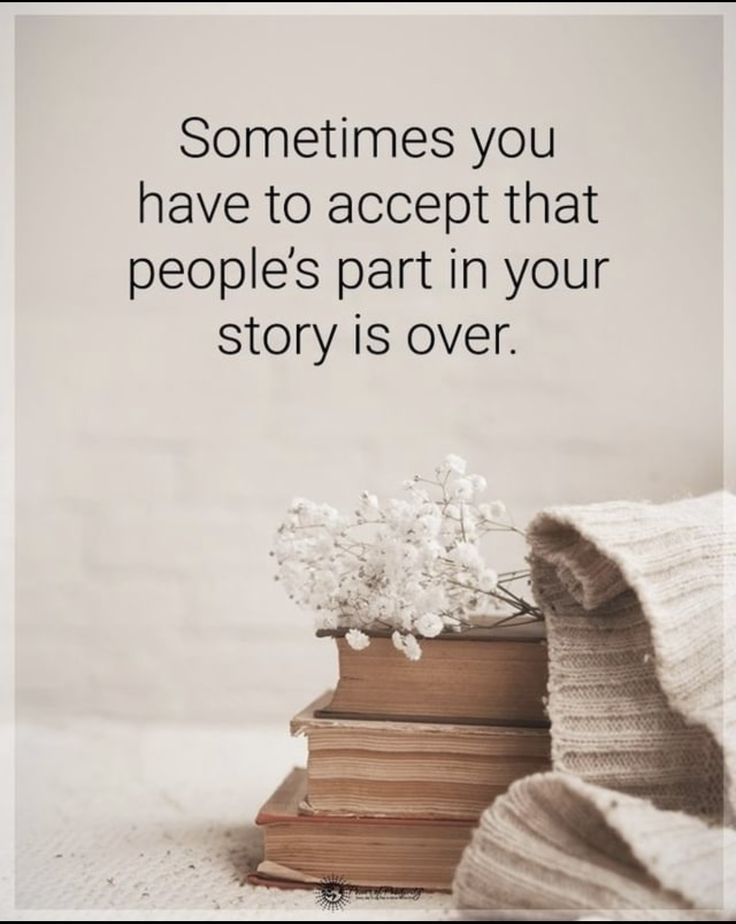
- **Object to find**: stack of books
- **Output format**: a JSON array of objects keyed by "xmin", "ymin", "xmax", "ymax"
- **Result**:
[{"xmin": 250, "ymin": 627, "xmax": 549, "ymax": 892}]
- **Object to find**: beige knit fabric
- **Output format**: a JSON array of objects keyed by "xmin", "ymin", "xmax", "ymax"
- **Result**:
[{"xmin": 453, "ymin": 492, "xmax": 736, "ymax": 918}]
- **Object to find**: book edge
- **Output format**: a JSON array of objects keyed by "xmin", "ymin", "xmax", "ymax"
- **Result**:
[
  {"xmin": 249, "ymin": 865, "xmax": 451, "ymax": 894},
  {"xmin": 293, "ymin": 691, "xmax": 550, "ymax": 735},
  {"xmin": 316, "ymin": 625, "xmax": 546, "ymax": 642},
  {"xmin": 256, "ymin": 770, "xmax": 481, "ymax": 827},
  {"xmin": 312, "ymin": 707, "xmax": 550, "ymax": 730}
]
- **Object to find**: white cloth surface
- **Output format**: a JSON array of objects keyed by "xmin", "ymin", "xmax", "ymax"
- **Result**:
[{"xmin": 12, "ymin": 718, "xmax": 451, "ymax": 920}]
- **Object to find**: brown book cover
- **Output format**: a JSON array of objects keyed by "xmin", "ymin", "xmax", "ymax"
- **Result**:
[
  {"xmin": 291, "ymin": 692, "xmax": 550, "ymax": 818},
  {"xmin": 250, "ymin": 768, "xmax": 475, "ymax": 892},
  {"xmin": 316, "ymin": 628, "xmax": 549, "ymax": 726}
]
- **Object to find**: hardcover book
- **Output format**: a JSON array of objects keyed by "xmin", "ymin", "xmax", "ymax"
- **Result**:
[
  {"xmin": 292, "ymin": 692, "xmax": 551, "ymax": 818},
  {"xmin": 316, "ymin": 627, "xmax": 549, "ymax": 726},
  {"xmin": 251, "ymin": 768, "xmax": 475, "ymax": 892}
]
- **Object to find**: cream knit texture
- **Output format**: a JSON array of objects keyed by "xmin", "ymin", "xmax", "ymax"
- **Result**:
[{"xmin": 453, "ymin": 492, "xmax": 736, "ymax": 918}]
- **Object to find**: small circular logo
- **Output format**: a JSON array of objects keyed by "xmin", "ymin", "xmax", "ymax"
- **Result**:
[{"xmin": 315, "ymin": 875, "xmax": 352, "ymax": 912}]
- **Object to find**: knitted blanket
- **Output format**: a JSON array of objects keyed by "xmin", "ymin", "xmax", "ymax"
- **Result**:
[{"xmin": 453, "ymin": 492, "xmax": 736, "ymax": 919}]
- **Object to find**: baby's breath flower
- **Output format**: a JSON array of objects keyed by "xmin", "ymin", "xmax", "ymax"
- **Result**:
[
  {"xmin": 449, "ymin": 541, "xmax": 484, "ymax": 573},
  {"xmin": 273, "ymin": 457, "xmax": 539, "ymax": 660},
  {"xmin": 470, "ymin": 474, "xmax": 487, "ymax": 494},
  {"xmin": 319, "ymin": 611, "xmax": 339, "ymax": 631},
  {"xmin": 345, "ymin": 628, "xmax": 371, "ymax": 651},
  {"xmin": 415, "ymin": 612, "xmax": 444, "ymax": 638},
  {"xmin": 391, "ymin": 630, "xmax": 422, "ymax": 660},
  {"xmin": 444, "ymin": 454, "xmax": 467, "ymax": 475},
  {"xmin": 450, "ymin": 478, "xmax": 475, "ymax": 501},
  {"xmin": 360, "ymin": 491, "xmax": 380, "ymax": 511},
  {"xmin": 402, "ymin": 634, "xmax": 422, "ymax": 661},
  {"xmin": 479, "ymin": 569, "xmax": 499, "ymax": 592}
]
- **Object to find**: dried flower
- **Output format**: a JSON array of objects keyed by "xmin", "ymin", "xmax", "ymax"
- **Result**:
[
  {"xmin": 345, "ymin": 628, "xmax": 371, "ymax": 651},
  {"xmin": 401, "ymin": 634, "xmax": 422, "ymax": 661},
  {"xmin": 392, "ymin": 631, "xmax": 422, "ymax": 661},
  {"xmin": 470, "ymin": 474, "xmax": 487, "ymax": 494},
  {"xmin": 415, "ymin": 612, "xmax": 444, "ymax": 638},
  {"xmin": 479, "ymin": 569, "xmax": 499, "ymax": 591},
  {"xmin": 449, "ymin": 541, "xmax": 484, "ymax": 573},
  {"xmin": 441, "ymin": 454, "xmax": 467, "ymax": 476},
  {"xmin": 450, "ymin": 478, "xmax": 475, "ymax": 501},
  {"xmin": 273, "ymin": 457, "xmax": 541, "ymax": 659}
]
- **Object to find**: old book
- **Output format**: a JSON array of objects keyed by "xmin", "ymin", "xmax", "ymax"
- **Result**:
[
  {"xmin": 292, "ymin": 693, "xmax": 550, "ymax": 818},
  {"xmin": 252, "ymin": 768, "xmax": 474, "ymax": 892},
  {"xmin": 316, "ymin": 626, "xmax": 548, "ymax": 726}
]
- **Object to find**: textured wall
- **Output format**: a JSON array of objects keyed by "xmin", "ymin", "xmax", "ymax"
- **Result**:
[{"xmin": 15, "ymin": 15, "xmax": 723, "ymax": 723}]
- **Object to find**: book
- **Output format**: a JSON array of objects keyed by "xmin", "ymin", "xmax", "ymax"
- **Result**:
[
  {"xmin": 315, "ymin": 626, "xmax": 548, "ymax": 726},
  {"xmin": 251, "ymin": 768, "xmax": 474, "ymax": 892},
  {"xmin": 292, "ymin": 692, "xmax": 551, "ymax": 818}
]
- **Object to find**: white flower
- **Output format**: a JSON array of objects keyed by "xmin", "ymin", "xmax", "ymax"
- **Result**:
[
  {"xmin": 320, "ymin": 611, "xmax": 339, "ymax": 630},
  {"xmin": 398, "ymin": 608, "xmax": 415, "ymax": 631},
  {"xmin": 391, "ymin": 630, "xmax": 423, "ymax": 660},
  {"xmin": 391, "ymin": 632, "xmax": 422, "ymax": 661},
  {"xmin": 437, "ymin": 454, "xmax": 467, "ymax": 479},
  {"xmin": 449, "ymin": 541, "xmax": 484, "ymax": 573},
  {"xmin": 444, "ymin": 454, "xmax": 467, "ymax": 475},
  {"xmin": 415, "ymin": 612, "xmax": 443, "ymax": 638},
  {"xmin": 416, "ymin": 509, "xmax": 441, "ymax": 534},
  {"xmin": 345, "ymin": 628, "xmax": 371, "ymax": 651},
  {"xmin": 313, "ymin": 569, "xmax": 338, "ymax": 595},
  {"xmin": 450, "ymin": 478, "xmax": 474, "ymax": 501},
  {"xmin": 489, "ymin": 500, "xmax": 506, "ymax": 520},
  {"xmin": 402, "ymin": 634, "xmax": 422, "ymax": 660},
  {"xmin": 404, "ymin": 484, "xmax": 430, "ymax": 504},
  {"xmin": 415, "ymin": 585, "xmax": 448, "ymax": 613},
  {"xmin": 274, "ymin": 457, "xmax": 533, "ymax": 650},
  {"xmin": 479, "ymin": 569, "xmax": 498, "ymax": 591},
  {"xmin": 359, "ymin": 491, "xmax": 380, "ymax": 515},
  {"xmin": 470, "ymin": 474, "xmax": 487, "ymax": 494},
  {"xmin": 416, "ymin": 539, "xmax": 442, "ymax": 565}
]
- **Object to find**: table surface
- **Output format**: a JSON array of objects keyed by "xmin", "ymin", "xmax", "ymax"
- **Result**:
[{"xmin": 11, "ymin": 717, "xmax": 453, "ymax": 920}]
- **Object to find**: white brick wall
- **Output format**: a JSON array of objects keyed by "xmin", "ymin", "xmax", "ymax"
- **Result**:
[{"xmin": 15, "ymin": 15, "xmax": 724, "ymax": 724}]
